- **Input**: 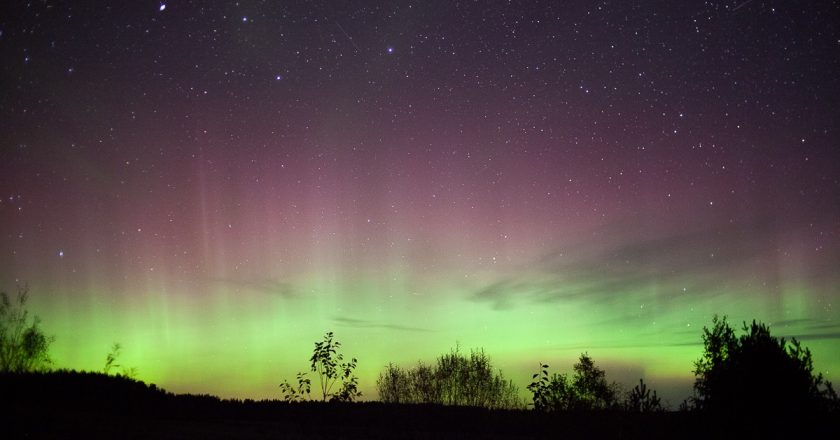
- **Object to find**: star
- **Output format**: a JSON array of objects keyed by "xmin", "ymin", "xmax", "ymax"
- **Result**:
[{"xmin": 1, "ymin": 0, "xmax": 838, "ymax": 404}]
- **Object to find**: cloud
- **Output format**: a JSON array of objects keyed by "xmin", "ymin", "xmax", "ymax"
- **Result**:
[
  {"xmin": 332, "ymin": 316, "xmax": 433, "ymax": 332},
  {"xmin": 805, "ymin": 322, "xmax": 840, "ymax": 332},
  {"xmin": 545, "ymin": 329, "xmax": 840, "ymax": 353},
  {"xmin": 770, "ymin": 318, "xmax": 817, "ymax": 327},
  {"xmin": 471, "ymin": 219, "xmax": 786, "ymax": 310},
  {"xmin": 781, "ymin": 332, "xmax": 840, "ymax": 341}
]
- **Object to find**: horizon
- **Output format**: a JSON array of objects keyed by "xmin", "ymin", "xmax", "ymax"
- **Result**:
[{"xmin": 2, "ymin": 1, "xmax": 838, "ymax": 406}]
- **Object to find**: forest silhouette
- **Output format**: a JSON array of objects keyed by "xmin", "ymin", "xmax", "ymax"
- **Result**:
[{"xmin": 2, "ymin": 286, "xmax": 838, "ymax": 439}]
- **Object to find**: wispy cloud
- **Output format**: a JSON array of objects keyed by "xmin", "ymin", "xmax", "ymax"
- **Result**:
[
  {"xmin": 471, "ymin": 220, "xmax": 786, "ymax": 310},
  {"xmin": 333, "ymin": 316, "xmax": 433, "ymax": 332},
  {"xmin": 545, "ymin": 329, "xmax": 840, "ymax": 353}
]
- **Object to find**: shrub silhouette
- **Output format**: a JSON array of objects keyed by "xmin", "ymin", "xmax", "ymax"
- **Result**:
[
  {"xmin": 377, "ymin": 363, "xmax": 415, "ymax": 403},
  {"xmin": 528, "ymin": 353, "xmax": 620, "ymax": 411},
  {"xmin": 376, "ymin": 345, "xmax": 522, "ymax": 409},
  {"xmin": 0, "ymin": 286, "xmax": 53, "ymax": 373},
  {"xmin": 692, "ymin": 315, "xmax": 836, "ymax": 415},
  {"xmin": 378, "ymin": 361, "xmax": 441, "ymax": 404},
  {"xmin": 280, "ymin": 331, "xmax": 361, "ymax": 402},
  {"xmin": 527, "ymin": 362, "xmax": 571, "ymax": 411},
  {"xmin": 279, "ymin": 371, "xmax": 311, "ymax": 402},
  {"xmin": 103, "ymin": 342, "xmax": 138, "ymax": 378},
  {"xmin": 625, "ymin": 378, "xmax": 662, "ymax": 412}
]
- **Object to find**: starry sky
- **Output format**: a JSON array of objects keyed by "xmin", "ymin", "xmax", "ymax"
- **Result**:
[{"xmin": 1, "ymin": 1, "xmax": 839, "ymax": 404}]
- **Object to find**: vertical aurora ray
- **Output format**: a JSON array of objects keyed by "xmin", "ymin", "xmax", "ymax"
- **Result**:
[
  {"xmin": 1, "ymin": 1, "xmax": 839, "ymax": 405},
  {"xmin": 24, "ymin": 242, "xmax": 840, "ymax": 403}
]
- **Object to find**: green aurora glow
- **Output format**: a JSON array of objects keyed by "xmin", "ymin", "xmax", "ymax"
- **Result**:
[{"xmin": 2, "ymin": 0, "xmax": 839, "ymax": 407}]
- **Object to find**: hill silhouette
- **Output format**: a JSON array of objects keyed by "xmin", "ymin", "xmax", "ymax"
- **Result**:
[
  {"xmin": 3, "ymin": 370, "xmax": 835, "ymax": 439},
  {"xmin": 2, "ymin": 370, "xmax": 699, "ymax": 439}
]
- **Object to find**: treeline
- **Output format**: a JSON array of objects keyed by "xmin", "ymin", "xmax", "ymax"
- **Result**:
[
  {"xmin": 2, "ymin": 286, "xmax": 839, "ymax": 417},
  {"xmin": 372, "ymin": 316, "xmax": 839, "ymax": 415},
  {"xmin": 376, "ymin": 348, "xmax": 662, "ymax": 412}
]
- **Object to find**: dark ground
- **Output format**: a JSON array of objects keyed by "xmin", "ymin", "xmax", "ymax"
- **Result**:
[{"xmin": 1, "ymin": 372, "xmax": 832, "ymax": 439}]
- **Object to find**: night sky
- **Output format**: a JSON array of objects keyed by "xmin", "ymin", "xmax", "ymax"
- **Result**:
[{"xmin": 1, "ymin": 1, "xmax": 839, "ymax": 404}]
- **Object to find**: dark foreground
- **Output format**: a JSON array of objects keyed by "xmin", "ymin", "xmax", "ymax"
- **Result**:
[{"xmin": 1, "ymin": 372, "xmax": 833, "ymax": 439}]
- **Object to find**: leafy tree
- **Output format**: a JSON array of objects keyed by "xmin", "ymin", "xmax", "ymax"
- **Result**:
[
  {"xmin": 692, "ymin": 315, "xmax": 835, "ymax": 415},
  {"xmin": 279, "ymin": 372, "xmax": 311, "ymax": 402},
  {"xmin": 527, "ymin": 353, "xmax": 620, "ymax": 411},
  {"xmin": 280, "ymin": 331, "xmax": 360, "ymax": 402},
  {"xmin": 528, "ymin": 363, "xmax": 573, "ymax": 411},
  {"xmin": 0, "ymin": 286, "xmax": 53, "ymax": 372},
  {"xmin": 625, "ymin": 378, "xmax": 662, "ymax": 412},
  {"xmin": 571, "ymin": 353, "xmax": 621, "ymax": 410},
  {"xmin": 376, "ymin": 346, "xmax": 522, "ymax": 409},
  {"xmin": 333, "ymin": 356, "xmax": 360, "ymax": 402}
]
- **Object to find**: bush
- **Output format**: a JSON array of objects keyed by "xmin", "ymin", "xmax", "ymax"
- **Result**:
[{"xmin": 377, "ymin": 346, "xmax": 522, "ymax": 409}]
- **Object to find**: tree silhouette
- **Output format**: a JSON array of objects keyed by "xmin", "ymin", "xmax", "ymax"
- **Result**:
[
  {"xmin": 102, "ymin": 342, "xmax": 138, "ymax": 378},
  {"xmin": 280, "ymin": 331, "xmax": 360, "ymax": 402},
  {"xmin": 0, "ymin": 286, "xmax": 53, "ymax": 372},
  {"xmin": 378, "ymin": 361, "xmax": 442, "ymax": 404},
  {"xmin": 692, "ymin": 315, "xmax": 835, "ymax": 415},
  {"xmin": 376, "ymin": 363, "xmax": 410, "ymax": 403},
  {"xmin": 279, "ymin": 371, "xmax": 311, "ymax": 402},
  {"xmin": 527, "ymin": 353, "xmax": 620, "ymax": 411},
  {"xmin": 376, "ymin": 346, "xmax": 522, "ymax": 409},
  {"xmin": 625, "ymin": 378, "xmax": 662, "ymax": 412},
  {"xmin": 527, "ymin": 362, "xmax": 572, "ymax": 411},
  {"xmin": 571, "ymin": 353, "xmax": 620, "ymax": 410}
]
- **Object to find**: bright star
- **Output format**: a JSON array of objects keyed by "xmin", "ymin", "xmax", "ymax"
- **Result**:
[
  {"xmin": 159, "ymin": 4, "xmax": 166, "ymax": 11},
  {"xmin": 386, "ymin": 47, "xmax": 394, "ymax": 54}
]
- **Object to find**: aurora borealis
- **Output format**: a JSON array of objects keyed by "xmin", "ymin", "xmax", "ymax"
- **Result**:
[{"xmin": 1, "ymin": 1, "xmax": 838, "ymax": 405}]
